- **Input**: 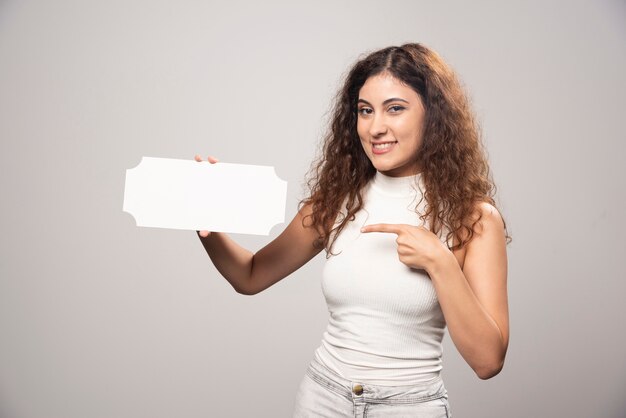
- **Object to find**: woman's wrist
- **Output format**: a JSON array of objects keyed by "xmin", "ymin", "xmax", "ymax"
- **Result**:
[{"xmin": 425, "ymin": 245, "xmax": 457, "ymax": 278}]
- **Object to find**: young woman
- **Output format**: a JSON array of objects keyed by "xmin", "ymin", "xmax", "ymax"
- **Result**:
[{"xmin": 195, "ymin": 43, "xmax": 510, "ymax": 418}]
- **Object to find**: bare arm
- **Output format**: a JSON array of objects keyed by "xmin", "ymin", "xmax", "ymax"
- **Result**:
[
  {"xmin": 197, "ymin": 203, "xmax": 322, "ymax": 295},
  {"xmin": 427, "ymin": 202, "xmax": 509, "ymax": 379}
]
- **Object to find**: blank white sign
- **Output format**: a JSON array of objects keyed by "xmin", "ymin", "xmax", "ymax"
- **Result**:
[{"xmin": 123, "ymin": 157, "xmax": 287, "ymax": 235}]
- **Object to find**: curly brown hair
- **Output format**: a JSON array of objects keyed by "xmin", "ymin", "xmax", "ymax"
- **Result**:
[{"xmin": 301, "ymin": 43, "xmax": 512, "ymax": 254}]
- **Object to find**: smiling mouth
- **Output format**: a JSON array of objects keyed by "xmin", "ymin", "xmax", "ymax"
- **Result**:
[{"xmin": 372, "ymin": 141, "xmax": 397, "ymax": 150}]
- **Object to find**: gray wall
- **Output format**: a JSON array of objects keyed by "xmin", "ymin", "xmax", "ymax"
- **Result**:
[{"xmin": 1, "ymin": 0, "xmax": 624, "ymax": 417}]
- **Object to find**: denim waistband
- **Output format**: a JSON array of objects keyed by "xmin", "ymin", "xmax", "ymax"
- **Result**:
[{"xmin": 306, "ymin": 356, "xmax": 448, "ymax": 405}]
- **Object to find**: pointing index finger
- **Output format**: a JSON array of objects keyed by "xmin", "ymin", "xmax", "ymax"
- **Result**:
[{"xmin": 360, "ymin": 223, "xmax": 405, "ymax": 235}]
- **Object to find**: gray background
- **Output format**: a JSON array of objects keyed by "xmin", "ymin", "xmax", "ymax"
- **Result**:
[{"xmin": 1, "ymin": 0, "xmax": 625, "ymax": 417}]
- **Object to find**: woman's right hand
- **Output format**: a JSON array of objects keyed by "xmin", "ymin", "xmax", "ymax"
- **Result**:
[{"xmin": 194, "ymin": 154, "xmax": 219, "ymax": 238}]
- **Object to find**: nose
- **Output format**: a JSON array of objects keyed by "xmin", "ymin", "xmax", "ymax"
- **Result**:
[{"xmin": 368, "ymin": 113, "xmax": 387, "ymax": 137}]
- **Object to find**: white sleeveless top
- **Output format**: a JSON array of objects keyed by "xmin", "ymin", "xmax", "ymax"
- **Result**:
[{"xmin": 313, "ymin": 171, "xmax": 447, "ymax": 385}]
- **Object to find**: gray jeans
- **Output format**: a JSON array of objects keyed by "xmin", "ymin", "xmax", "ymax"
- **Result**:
[{"xmin": 292, "ymin": 357, "xmax": 452, "ymax": 417}]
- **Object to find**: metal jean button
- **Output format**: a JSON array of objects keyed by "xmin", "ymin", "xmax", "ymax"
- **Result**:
[{"xmin": 352, "ymin": 384, "xmax": 363, "ymax": 396}]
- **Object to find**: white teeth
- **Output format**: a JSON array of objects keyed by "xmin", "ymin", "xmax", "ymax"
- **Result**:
[{"xmin": 373, "ymin": 142, "xmax": 395, "ymax": 149}]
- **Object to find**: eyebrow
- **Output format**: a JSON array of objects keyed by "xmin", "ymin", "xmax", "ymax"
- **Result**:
[{"xmin": 357, "ymin": 97, "xmax": 410, "ymax": 106}]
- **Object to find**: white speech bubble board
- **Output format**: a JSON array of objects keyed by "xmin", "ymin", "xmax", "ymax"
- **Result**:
[{"xmin": 123, "ymin": 157, "xmax": 287, "ymax": 235}]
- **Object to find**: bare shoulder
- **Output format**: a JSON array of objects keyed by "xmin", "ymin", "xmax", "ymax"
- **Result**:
[
  {"xmin": 451, "ymin": 201, "xmax": 505, "ymax": 268},
  {"xmin": 473, "ymin": 201, "xmax": 505, "ymax": 234},
  {"xmin": 464, "ymin": 201, "xmax": 508, "ymax": 276},
  {"xmin": 294, "ymin": 201, "xmax": 319, "ymax": 234},
  {"xmin": 298, "ymin": 201, "xmax": 315, "ymax": 219}
]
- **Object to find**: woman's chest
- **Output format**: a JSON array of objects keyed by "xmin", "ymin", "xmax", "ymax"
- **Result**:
[{"xmin": 322, "ymin": 197, "xmax": 440, "ymax": 316}]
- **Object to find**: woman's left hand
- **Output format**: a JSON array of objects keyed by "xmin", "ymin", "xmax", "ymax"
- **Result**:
[{"xmin": 360, "ymin": 223, "xmax": 448, "ymax": 273}]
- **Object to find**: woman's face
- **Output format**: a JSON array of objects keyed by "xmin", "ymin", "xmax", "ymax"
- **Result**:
[{"xmin": 356, "ymin": 72, "xmax": 426, "ymax": 177}]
